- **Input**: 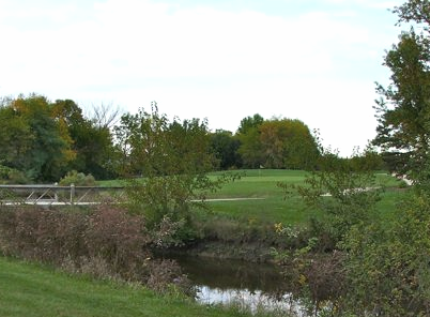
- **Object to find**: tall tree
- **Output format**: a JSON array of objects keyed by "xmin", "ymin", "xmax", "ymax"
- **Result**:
[
  {"xmin": 237, "ymin": 113, "xmax": 264, "ymax": 135},
  {"xmin": 259, "ymin": 119, "xmax": 319, "ymax": 169},
  {"xmin": 237, "ymin": 115, "xmax": 319, "ymax": 169},
  {"xmin": 116, "ymin": 103, "xmax": 228, "ymax": 236},
  {"xmin": 236, "ymin": 114, "xmax": 264, "ymax": 168},
  {"xmin": 52, "ymin": 99, "xmax": 117, "ymax": 180},
  {"xmin": 210, "ymin": 130, "xmax": 242, "ymax": 169},
  {"xmin": 0, "ymin": 95, "xmax": 71, "ymax": 181},
  {"xmin": 373, "ymin": 1, "xmax": 430, "ymax": 181}
]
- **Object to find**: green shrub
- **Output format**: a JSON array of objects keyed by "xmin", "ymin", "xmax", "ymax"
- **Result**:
[
  {"xmin": 0, "ymin": 165, "xmax": 29, "ymax": 184},
  {"xmin": 342, "ymin": 188, "xmax": 430, "ymax": 316},
  {"xmin": 59, "ymin": 170, "xmax": 96, "ymax": 186}
]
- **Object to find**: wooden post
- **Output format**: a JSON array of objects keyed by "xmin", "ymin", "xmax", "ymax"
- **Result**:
[
  {"xmin": 54, "ymin": 183, "xmax": 59, "ymax": 202},
  {"xmin": 70, "ymin": 184, "xmax": 75, "ymax": 205}
]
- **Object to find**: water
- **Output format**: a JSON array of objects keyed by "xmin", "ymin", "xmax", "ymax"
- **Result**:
[{"xmin": 170, "ymin": 255, "xmax": 304, "ymax": 315}]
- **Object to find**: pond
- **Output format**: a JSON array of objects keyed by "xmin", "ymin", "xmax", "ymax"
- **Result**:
[{"xmin": 168, "ymin": 255, "xmax": 305, "ymax": 315}]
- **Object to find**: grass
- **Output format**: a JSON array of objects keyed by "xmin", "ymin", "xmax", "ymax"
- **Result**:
[
  {"xmin": 0, "ymin": 256, "xmax": 261, "ymax": 317},
  {"xmin": 204, "ymin": 169, "xmax": 404, "ymax": 225},
  {"xmin": 0, "ymin": 170, "xmax": 407, "ymax": 317},
  {"xmin": 98, "ymin": 169, "xmax": 406, "ymax": 226}
]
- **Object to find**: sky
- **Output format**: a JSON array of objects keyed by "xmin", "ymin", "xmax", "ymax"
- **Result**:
[{"xmin": 0, "ymin": 0, "xmax": 407, "ymax": 156}]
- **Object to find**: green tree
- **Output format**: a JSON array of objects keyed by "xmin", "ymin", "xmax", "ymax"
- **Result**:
[
  {"xmin": 210, "ymin": 129, "xmax": 242, "ymax": 169},
  {"xmin": 0, "ymin": 95, "xmax": 71, "ymax": 181},
  {"xmin": 237, "ymin": 115, "xmax": 319, "ymax": 169},
  {"xmin": 373, "ymin": 1, "xmax": 430, "ymax": 181},
  {"xmin": 236, "ymin": 114, "xmax": 264, "ymax": 168},
  {"xmin": 338, "ymin": 3, "xmax": 430, "ymax": 314},
  {"xmin": 237, "ymin": 113, "xmax": 264, "ymax": 135},
  {"xmin": 116, "ymin": 103, "xmax": 230, "ymax": 243},
  {"xmin": 52, "ymin": 99, "xmax": 117, "ymax": 180},
  {"xmin": 259, "ymin": 119, "xmax": 319, "ymax": 169}
]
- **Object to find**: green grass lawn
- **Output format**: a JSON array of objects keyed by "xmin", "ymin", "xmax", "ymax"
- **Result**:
[
  {"xmin": 0, "ymin": 256, "xmax": 257, "ymax": 317},
  {"xmin": 98, "ymin": 169, "xmax": 406, "ymax": 226},
  {"xmin": 204, "ymin": 170, "xmax": 404, "ymax": 225}
]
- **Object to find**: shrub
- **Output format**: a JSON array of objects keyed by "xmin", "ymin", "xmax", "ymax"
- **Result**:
[
  {"xmin": 0, "ymin": 165, "xmax": 29, "ymax": 184},
  {"xmin": 279, "ymin": 148, "xmax": 382, "ymax": 252},
  {"xmin": 0, "ymin": 203, "xmax": 192, "ymax": 293},
  {"xmin": 342, "ymin": 188, "xmax": 430, "ymax": 316},
  {"xmin": 59, "ymin": 170, "xmax": 96, "ymax": 186}
]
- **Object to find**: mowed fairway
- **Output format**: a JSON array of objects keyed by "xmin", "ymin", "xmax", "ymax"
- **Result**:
[
  {"xmin": 0, "ymin": 257, "xmax": 251, "ymax": 317},
  {"xmin": 204, "ymin": 169, "xmax": 404, "ymax": 225},
  {"xmin": 99, "ymin": 169, "xmax": 405, "ymax": 226}
]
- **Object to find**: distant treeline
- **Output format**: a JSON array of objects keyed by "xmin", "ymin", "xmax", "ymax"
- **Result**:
[{"xmin": 0, "ymin": 94, "xmax": 383, "ymax": 183}]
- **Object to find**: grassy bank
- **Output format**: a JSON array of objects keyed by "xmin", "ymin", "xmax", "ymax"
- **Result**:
[{"xmin": 0, "ymin": 256, "xmax": 261, "ymax": 317}]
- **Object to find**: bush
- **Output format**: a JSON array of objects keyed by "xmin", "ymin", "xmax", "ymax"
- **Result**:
[
  {"xmin": 342, "ymin": 188, "xmax": 430, "ymax": 316},
  {"xmin": 280, "ymin": 148, "xmax": 382, "ymax": 252},
  {"xmin": 0, "ymin": 203, "xmax": 192, "ymax": 293},
  {"xmin": 59, "ymin": 170, "xmax": 96, "ymax": 186},
  {"xmin": 0, "ymin": 165, "xmax": 29, "ymax": 184}
]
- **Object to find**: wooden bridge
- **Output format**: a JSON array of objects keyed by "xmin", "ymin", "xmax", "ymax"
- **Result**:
[{"xmin": 0, "ymin": 184, "xmax": 126, "ymax": 207}]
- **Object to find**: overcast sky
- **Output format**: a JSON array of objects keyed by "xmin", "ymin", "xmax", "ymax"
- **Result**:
[{"xmin": 0, "ymin": 0, "xmax": 406, "ymax": 156}]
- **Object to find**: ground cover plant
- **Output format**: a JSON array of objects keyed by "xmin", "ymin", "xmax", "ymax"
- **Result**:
[{"xmin": 0, "ymin": 256, "xmax": 280, "ymax": 317}]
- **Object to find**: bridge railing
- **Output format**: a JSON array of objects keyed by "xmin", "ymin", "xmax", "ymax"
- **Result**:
[{"xmin": 0, "ymin": 184, "xmax": 126, "ymax": 206}]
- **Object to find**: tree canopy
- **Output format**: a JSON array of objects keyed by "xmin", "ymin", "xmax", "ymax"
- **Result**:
[
  {"xmin": 0, "ymin": 94, "xmax": 325, "ymax": 183},
  {"xmin": 0, "ymin": 94, "xmax": 116, "ymax": 182},
  {"xmin": 373, "ymin": 0, "xmax": 430, "ymax": 181},
  {"xmin": 237, "ymin": 115, "xmax": 320, "ymax": 169}
]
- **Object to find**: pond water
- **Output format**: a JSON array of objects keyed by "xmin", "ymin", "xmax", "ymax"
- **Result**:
[{"xmin": 169, "ymin": 255, "xmax": 305, "ymax": 315}]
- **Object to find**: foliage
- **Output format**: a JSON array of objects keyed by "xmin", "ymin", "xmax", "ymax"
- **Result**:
[
  {"xmin": 274, "ymin": 147, "xmax": 387, "ymax": 315},
  {"xmin": 339, "ymin": 186, "xmax": 430, "ymax": 316},
  {"xmin": 237, "ymin": 116, "xmax": 320, "ymax": 169},
  {"xmin": 344, "ymin": 4, "xmax": 430, "ymax": 314},
  {"xmin": 236, "ymin": 114, "xmax": 264, "ymax": 168},
  {"xmin": 53, "ymin": 99, "xmax": 118, "ymax": 180},
  {"xmin": 0, "ymin": 95, "xmax": 71, "ymax": 181},
  {"xmin": 237, "ymin": 113, "xmax": 265, "ymax": 135},
  {"xmin": 210, "ymin": 129, "xmax": 242, "ymax": 169},
  {"xmin": 116, "ymin": 103, "xmax": 234, "ymax": 245},
  {"xmin": 0, "ymin": 165, "xmax": 29, "ymax": 184},
  {"xmin": 0, "ymin": 95, "xmax": 118, "ymax": 182},
  {"xmin": 259, "ymin": 119, "xmax": 320, "ymax": 170},
  {"xmin": 0, "ymin": 204, "xmax": 150, "ymax": 280},
  {"xmin": 280, "ymin": 148, "xmax": 383, "ymax": 251},
  {"xmin": 373, "ymin": 1, "xmax": 430, "ymax": 181},
  {"xmin": 59, "ymin": 170, "xmax": 96, "ymax": 186}
]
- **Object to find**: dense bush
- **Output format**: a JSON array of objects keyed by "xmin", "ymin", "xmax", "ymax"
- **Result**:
[
  {"xmin": 342, "ymin": 187, "xmax": 430, "ymax": 316},
  {"xmin": 59, "ymin": 170, "xmax": 96, "ymax": 186},
  {"xmin": 0, "ymin": 165, "xmax": 29, "ymax": 184},
  {"xmin": 0, "ymin": 203, "xmax": 188, "ymax": 292}
]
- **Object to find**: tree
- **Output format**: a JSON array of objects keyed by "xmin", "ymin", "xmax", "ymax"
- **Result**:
[
  {"xmin": 237, "ymin": 113, "xmax": 264, "ymax": 135},
  {"xmin": 259, "ymin": 119, "xmax": 319, "ymax": 169},
  {"xmin": 116, "ymin": 103, "xmax": 230, "ymax": 242},
  {"xmin": 89, "ymin": 102, "xmax": 122, "ymax": 129},
  {"xmin": 373, "ymin": 1, "xmax": 430, "ymax": 181},
  {"xmin": 52, "ymin": 99, "xmax": 117, "ymax": 180},
  {"xmin": 210, "ymin": 129, "xmax": 242, "ymax": 169},
  {"xmin": 0, "ymin": 95, "xmax": 72, "ymax": 181},
  {"xmin": 236, "ymin": 114, "xmax": 264, "ymax": 168},
  {"xmin": 237, "ymin": 115, "xmax": 319, "ymax": 169}
]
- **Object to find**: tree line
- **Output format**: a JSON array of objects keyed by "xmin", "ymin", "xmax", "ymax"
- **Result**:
[{"xmin": 0, "ymin": 95, "xmax": 323, "ymax": 183}]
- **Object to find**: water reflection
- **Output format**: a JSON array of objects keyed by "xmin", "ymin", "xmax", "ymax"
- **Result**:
[{"xmin": 169, "ymin": 255, "xmax": 303, "ymax": 315}]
